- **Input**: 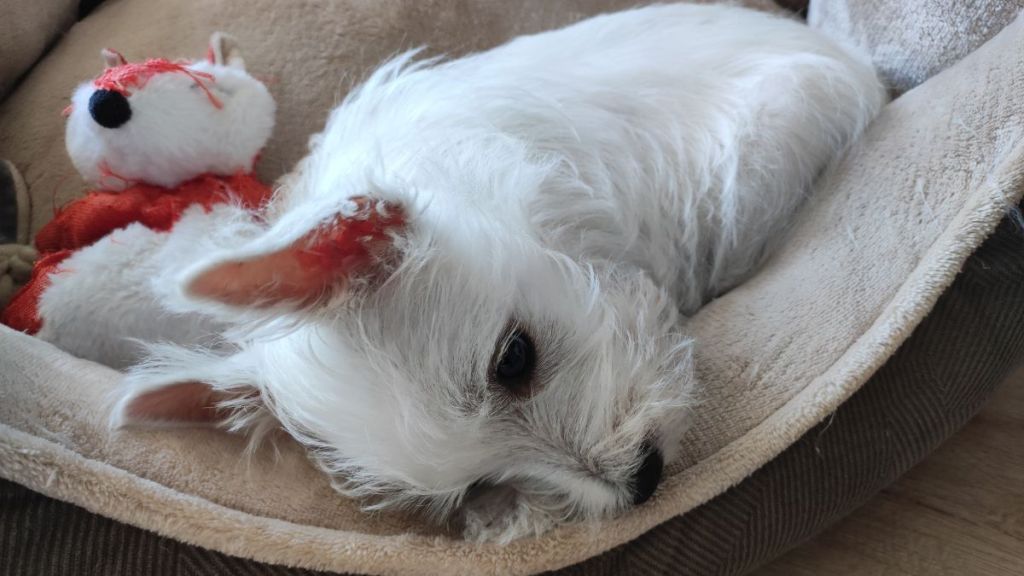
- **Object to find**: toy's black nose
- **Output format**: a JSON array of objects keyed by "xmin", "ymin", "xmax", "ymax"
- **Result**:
[
  {"xmin": 632, "ymin": 443, "xmax": 664, "ymax": 505},
  {"xmin": 88, "ymin": 89, "xmax": 132, "ymax": 129}
]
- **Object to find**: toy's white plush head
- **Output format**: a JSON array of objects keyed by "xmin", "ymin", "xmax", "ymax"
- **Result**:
[{"xmin": 65, "ymin": 33, "xmax": 275, "ymax": 191}]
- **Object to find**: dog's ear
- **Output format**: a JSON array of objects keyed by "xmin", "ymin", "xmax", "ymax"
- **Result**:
[
  {"xmin": 113, "ymin": 381, "xmax": 240, "ymax": 426},
  {"xmin": 183, "ymin": 196, "xmax": 405, "ymax": 310},
  {"xmin": 112, "ymin": 346, "xmax": 265, "ymax": 430}
]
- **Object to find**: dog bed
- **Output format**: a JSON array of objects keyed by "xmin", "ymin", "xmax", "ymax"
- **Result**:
[
  {"xmin": 4, "ymin": 202, "xmax": 1022, "ymax": 576},
  {"xmin": 2, "ymin": 0, "xmax": 1024, "ymax": 574}
]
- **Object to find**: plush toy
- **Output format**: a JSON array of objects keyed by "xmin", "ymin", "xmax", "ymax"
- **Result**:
[{"xmin": 1, "ymin": 33, "xmax": 276, "ymax": 341}]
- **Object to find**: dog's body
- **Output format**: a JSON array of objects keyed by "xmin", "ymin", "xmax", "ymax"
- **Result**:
[{"xmin": 39, "ymin": 4, "xmax": 884, "ymax": 541}]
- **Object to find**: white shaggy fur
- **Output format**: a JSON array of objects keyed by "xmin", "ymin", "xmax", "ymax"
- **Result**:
[{"xmin": 47, "ymin": 5, "xmax": 884, "ymax": 542}]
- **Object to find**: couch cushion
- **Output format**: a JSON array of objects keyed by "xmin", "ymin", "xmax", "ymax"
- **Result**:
[{"xmin": 0, "ymin": 0, "xmax": 78, "ymax": 99}]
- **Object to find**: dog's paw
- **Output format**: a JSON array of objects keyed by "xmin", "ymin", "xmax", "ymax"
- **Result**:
[
  {"xmin": 0, "ymin": 243, "xmax": 37, "ymax": 309},
  {"xmin": 460, "ymin": 484, "xmax": 555, "ymax": 544}
]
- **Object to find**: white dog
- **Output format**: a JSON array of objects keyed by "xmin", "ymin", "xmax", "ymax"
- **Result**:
[{"xmin": 44, "ymin": 4, "xmax": 885, "ymax": 542}]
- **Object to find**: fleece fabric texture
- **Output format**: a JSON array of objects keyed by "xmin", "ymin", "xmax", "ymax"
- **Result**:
[
  {"xmin": 2, "ymin": 0, "xmax": 1024, "ymax": 574},
  {"xmin": 809, "ymin": 0, "xmax": 1023, "ymax": 95}
]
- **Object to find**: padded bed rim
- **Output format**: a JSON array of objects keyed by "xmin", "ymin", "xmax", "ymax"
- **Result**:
[
  {"xmin": 1, "ymin": 152, "xmax": 1020, "ymax": 576},
  {"xmin": 4, "ymin": 207, "xmax": 1023, "ymax": 575}
]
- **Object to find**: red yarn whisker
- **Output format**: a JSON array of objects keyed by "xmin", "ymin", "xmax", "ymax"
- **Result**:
[{"xmin": 93, "ymin": 58, "xmax": 224, "ymax": 109}]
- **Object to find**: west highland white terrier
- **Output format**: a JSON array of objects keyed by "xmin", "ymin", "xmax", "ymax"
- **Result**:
[{"xmin": 49, "ymin": 4, "xmax": 885, "ymax": 541}]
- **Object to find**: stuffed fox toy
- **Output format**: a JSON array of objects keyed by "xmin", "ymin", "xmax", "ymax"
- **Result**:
[{"xmin": 2, "ymin": 33, "xmax": 276, "ymax": 346}]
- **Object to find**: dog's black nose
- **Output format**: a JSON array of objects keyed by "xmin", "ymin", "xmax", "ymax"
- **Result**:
[
  {"xmin": 632, "ymin": 443, "xmax": 664, "ymax": 505},
  {"xmin": 88, "ymin": 89, "xmax": 132, "ymax": 129}
]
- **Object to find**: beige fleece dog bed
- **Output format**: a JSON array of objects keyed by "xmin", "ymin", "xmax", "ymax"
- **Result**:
[{"xmin": 2, "ymin": 1, "xmax": 1024, "ymax": 574}]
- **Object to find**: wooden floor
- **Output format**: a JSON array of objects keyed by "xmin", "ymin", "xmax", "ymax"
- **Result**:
[{"xmin": 754, "ymin": 367, "xmax": 1024, "ymax": 576}]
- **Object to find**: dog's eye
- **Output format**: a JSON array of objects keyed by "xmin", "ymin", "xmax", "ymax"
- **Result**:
[{"xmin": 491, "ymin": 328, "xmax": 536, "ymax": 397}]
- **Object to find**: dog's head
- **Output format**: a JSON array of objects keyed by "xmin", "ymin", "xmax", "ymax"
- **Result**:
[{"xmin": 113, "ymin": 78, "xmax": 695, "ymax": 543}]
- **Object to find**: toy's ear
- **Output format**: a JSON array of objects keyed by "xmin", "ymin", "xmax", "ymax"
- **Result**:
[
  {"xmin": 101, "ymin": 48, "xmax": 127, "ymax": 69},
  {"xmin": 184, "ymin": 196, "xmax": 406, "ymax": 310},
  {"xmin": 208, "ymin": 32, "xmax": 245, "ymax": 70}
]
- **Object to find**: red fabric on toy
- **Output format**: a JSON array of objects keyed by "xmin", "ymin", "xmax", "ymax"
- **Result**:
[
  {"xmin": 35, "ymin": 173, "xmax": 270, "ymax": 252},
  {"xmin": 1, "ymin": 173, "xmax": 272, "ymax": 334},
  {"xmin": 2, "ymin": 251, "xmax": 73, "ymax": 335}
]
